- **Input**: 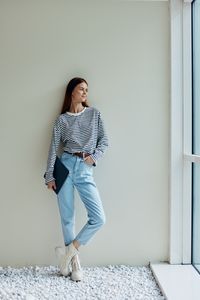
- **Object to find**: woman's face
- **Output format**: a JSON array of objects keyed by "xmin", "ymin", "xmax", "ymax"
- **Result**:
[{"xmin": 71, "ymin": 82, "xmax": 88, "ymax": 103}]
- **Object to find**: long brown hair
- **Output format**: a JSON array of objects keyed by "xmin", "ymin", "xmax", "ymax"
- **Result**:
[{"xmin": 61, "ymin": 77, "xmax": 90, "ymax": 114}]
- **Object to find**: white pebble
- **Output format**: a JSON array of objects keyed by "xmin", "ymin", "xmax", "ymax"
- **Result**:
[{"xmin": 0, "ymin": 265, "xmax": 165, "ymax": 300}]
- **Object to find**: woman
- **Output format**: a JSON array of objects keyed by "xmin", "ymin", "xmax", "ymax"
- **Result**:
[{"xmin": 44, "ymin": 77, "xmax": 109, "ymax": 282}]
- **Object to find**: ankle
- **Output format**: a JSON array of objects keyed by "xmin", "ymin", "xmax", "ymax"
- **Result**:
[{"xmin": 72, "ymin": 240, "xmax": 80, "ymax": 250}]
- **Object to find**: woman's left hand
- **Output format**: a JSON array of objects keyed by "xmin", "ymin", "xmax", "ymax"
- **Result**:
[{"xmin": 84, "ymin": 154, "xmax": 95, "ymax": 165}]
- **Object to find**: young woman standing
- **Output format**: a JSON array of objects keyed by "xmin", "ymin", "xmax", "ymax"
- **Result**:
[{"xmin": 44, "ymin": 77, "xmax": 109, "ymax": 281}]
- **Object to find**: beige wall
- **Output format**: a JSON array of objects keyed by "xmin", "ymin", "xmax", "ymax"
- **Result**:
[{"xmin": 0, "ymin": 0, "xmax": 169, "ymax": 267}]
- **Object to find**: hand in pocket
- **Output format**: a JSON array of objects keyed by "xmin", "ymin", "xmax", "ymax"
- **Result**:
[{"xmin": 83, "ymin": 154, "xmax": 95, "ymax": 165}]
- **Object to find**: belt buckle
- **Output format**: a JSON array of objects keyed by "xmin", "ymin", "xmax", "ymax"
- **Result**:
[
  {"xmin": 78, "ymin": 152, "xmax": 83, "ymax": 158},
  {"xmin": 74, "ymin": 152, "xmax": 83, "ymax": 158}
]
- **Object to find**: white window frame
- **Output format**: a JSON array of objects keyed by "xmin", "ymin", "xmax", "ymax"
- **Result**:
[{"xmin": 170, "ymin": 0, "xmax": 197, "ymax": 264}]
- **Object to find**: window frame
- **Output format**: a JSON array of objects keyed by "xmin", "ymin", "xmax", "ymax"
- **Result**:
[{"xmin": 170, "ymin": 0, "xmax": 194, "ymax": 264}]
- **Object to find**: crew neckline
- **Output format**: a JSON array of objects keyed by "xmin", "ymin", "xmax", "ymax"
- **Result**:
[{"xmin": 66, "ymin": 107, "xmax": 87, "ymax": 116}]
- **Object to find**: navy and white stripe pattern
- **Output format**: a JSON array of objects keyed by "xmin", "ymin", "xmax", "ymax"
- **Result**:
[{"xmin": 44, "ymin": 106, "xmax": 109, "ymax": 185}]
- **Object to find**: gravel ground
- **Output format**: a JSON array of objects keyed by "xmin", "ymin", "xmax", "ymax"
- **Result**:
[{"xmin": 0, "ymin": 264, "xmax": 165, "ymax": 300}]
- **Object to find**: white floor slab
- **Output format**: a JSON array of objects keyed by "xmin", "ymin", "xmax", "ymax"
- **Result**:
[{"xmin": 150, "ymin": 262, "xmax": 200, "ymax": 300}]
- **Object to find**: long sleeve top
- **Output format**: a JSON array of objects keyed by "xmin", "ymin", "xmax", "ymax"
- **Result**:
[{"xmin": 44, "ymin": 106, "xmax": 109, "ymax": 185}]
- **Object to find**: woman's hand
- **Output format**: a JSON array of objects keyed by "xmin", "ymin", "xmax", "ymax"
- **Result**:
[
  {"xmin": 84, "ymin": 154, "xmax": 95, "ymax": 165},
  {"xmin": 47, "ymin": 180, "xmax": 56, "ymax": 191}
]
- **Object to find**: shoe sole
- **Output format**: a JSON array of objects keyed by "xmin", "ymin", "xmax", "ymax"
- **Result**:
[
  {"xmin": 70, "ymin": 277, "xmax": 82, "ymax": 282},
  {"xmin": 70, "ymin": 272, "xmax": 83, "ymax": 282}
]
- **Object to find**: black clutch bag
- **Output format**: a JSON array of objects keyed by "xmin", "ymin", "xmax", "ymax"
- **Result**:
[{"xmin": 44, "ymin": 156, "xmax": 69, "ymax": 194}]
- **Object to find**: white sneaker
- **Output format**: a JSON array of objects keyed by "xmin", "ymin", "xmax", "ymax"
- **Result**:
[
  {"xmin": 70, "ymin": 254, "xmax": 83, "ymax": 281},
  {"xmin": 55, "ymin": 242, "xmax": 79, "ymax": 277}
]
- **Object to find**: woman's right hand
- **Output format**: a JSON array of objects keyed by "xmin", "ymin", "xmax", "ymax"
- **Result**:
[{"xmin": 47, "ymin": 180, "xmax": 56, "ymax": 191}]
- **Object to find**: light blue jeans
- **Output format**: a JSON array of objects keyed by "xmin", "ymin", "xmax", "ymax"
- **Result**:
[{"xmin": 57, "ymin": 151, "xmax": 106, "ymax": 246}]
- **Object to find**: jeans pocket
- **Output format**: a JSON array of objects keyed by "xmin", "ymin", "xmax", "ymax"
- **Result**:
[
  {"xmin": 84, "ymin": 160, "xmax": 93, "ymax": 167},
  {"xmin": 81, "ymin": 160, "xmax": 93, "ymax": 172}
]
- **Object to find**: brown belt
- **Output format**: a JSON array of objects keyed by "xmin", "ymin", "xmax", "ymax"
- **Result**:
[{"xmin": 64, "ymin": 151, "xmax": 90, "ymax": 158}]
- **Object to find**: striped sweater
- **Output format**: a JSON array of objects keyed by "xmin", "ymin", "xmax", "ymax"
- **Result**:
[{"xmin": 44, "ymin": 106, "xmax": 109, "ymax": 185}]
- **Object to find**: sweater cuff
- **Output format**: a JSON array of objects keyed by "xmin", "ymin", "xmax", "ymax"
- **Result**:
[
  {"xmin": 90, "ymin": 154, "xmax": 97, "ymax": 167},
  {"xmin": 44, "ymin": 172, "xmax": 55, "ymax": 185}
]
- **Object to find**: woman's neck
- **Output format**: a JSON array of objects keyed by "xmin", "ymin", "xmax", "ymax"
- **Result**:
[{"xmin": 69, "ymin": 103, "xmax": 84, "ymax": 113}]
